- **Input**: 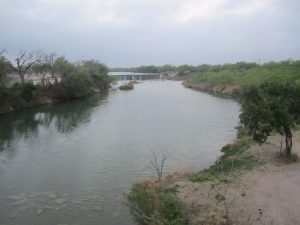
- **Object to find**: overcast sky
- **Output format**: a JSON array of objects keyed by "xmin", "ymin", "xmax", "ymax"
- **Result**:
[{"xmin": 0, "ymin": 0, "xmax": 299, "ymax": 67}]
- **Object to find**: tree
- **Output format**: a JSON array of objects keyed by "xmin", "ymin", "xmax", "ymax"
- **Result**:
[
  {"xmin": 64, "ymin": 71, "xmax": 92, "ymax": 98},
  {"xmin": 78, "ymin": 60, "xmax": 110, "ymax": 89},
  {"xmin": 13, "ymin": 50, "xmax": 44, "ymax": 84},
  {"xmin": 240, "ymin": 81, "xmax": 300, "ymax": 156},
  {"xmin": 53, "ymin": 57, "xmax": 75, "ymax": 81},
  {"xmin": 0, "ymin": 50, "xmax": 12, "ymax": 86},
  {"xmin": 149, "ymin": 150, "xmax": 169, "ymax": 182}
]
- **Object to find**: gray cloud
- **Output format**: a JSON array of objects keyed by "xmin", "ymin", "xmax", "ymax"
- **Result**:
[{"xmin": 0, "ymin": 0, "xmax": 299, "ymax": 67}]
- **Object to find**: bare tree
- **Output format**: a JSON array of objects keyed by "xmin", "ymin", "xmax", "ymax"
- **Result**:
[
  {"xmin": 13, "ymin": 49, "xmax": 44, "ymax": 84},
  {"xmin": 150, "ymin": 150, "xmax": 169, "ymax": 182}
]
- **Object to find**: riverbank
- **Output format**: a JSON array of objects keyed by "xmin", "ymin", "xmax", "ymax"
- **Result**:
[
  {"xmin": 182, "ymin": 81, "xmax": 240, "ymax": 98},
  {"xmin": 0, "ymin": 83, "xmax": 106, "ymax": 116},
  {"xmin": 174, "ymin": 131, "xmax": 300, "ymax": 225},
  {"xmin": 127, "ymin": 129, "xmax": 300, "ymax": 225}
]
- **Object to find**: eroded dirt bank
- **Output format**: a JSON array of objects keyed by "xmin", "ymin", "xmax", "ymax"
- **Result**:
[{"xmin": 182, "ymin": 81, "xmax": 240, "ymax": 97}]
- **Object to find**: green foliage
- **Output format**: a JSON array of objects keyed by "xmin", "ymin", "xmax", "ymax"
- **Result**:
[
  {"xmin": 215, "ymin": 193, "xmax": 226, "ymax": 202},
  {"xmin": 184, "ymin": 60, "xmax": 300, "ymax": 155},
  {"xmin": 240, "ymin": 80, "xmax": 300, "ymax": 155},
  {"xmin": 186, "ymin": 60, "xmax": 300, "ymax": 87},
  {"xmin": 0, "ymin": 55, "xmax": 12, "ymax": 86},
  {"xmin": 160, "ymin": 193, "xmax": 188, "ymax": 225},
  {"xmin": 0, "ymin": 82, "xmax": 40, "ymax": 114},
  {"xmin": 127, "ymin": 182, "xmax": 189, "ymax": 225},
  {"xmin": 64, "ymin": 72, "xmax": 92, "ymax": 99},
  {"xmin": 164, "ymin": 185, "xmax": 180, "ymax": 194},
  {"xmin": 189, "ymin": 139, "xmax": 258, "ymax": 182},
  {"xmin": 21, "ymin": 82, "xmax": 37, "ymax": 101},
  {"xmin": 53, "ymin": 57, "xmax": 76, "ymax": 80},
  {"xmin": 127, "ymin": 183, "xmax": 156, "ymax": 225}
]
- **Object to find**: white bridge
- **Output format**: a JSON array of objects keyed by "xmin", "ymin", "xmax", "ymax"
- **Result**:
[{"xmin": 108, "ymin": 72, "xmax": 161, "ymax": 80}]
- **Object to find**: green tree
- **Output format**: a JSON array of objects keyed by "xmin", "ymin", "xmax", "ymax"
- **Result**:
[
  {"xmin": 78, "ymin": 60, "xmax": 111, "ymax": 89},
  {"xmin": 53, "ymin": 57, "xmax": 75, "ymax": 81},
  {"xmin": 0, "ymin": 51, "xmax": 12, "ymax": 86},
  {"xmin": 64, "ymin": 71, "xmax": 92, "ymax": 99},
  {"xmin": 240, "ymin": 81, "xmax": 300, "ymax": 156}
]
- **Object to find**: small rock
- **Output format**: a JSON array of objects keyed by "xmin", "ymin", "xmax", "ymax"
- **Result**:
[{"xmin": 10, "ymin": 213, "xmax": 17, "ymax": 218}]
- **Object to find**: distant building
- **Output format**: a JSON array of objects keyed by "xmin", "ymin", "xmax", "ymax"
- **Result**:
[
  {"xmin": 161, "ymin": 71, "xmax": 178, "ymax": 79},
  {"xmin": 7, "ymin": 73, "xmax": 60, "ymax": 86}
]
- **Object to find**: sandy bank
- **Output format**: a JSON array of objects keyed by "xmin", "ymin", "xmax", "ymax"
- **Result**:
[{"xmin": 175, "ymin": 131, "xmax": 300, "ymax": 225}]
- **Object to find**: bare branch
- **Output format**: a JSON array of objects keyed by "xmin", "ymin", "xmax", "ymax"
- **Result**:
[
  {"xmin": 13, "ymin": 49, "xmax": 44, "ymax": 84},
  {"xmin": 149, "ymin": 150, "xmax": 169, "ymax": 182}
]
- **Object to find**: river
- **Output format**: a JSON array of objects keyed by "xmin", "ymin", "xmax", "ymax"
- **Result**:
[{"xmin": 0, "ymin": 81, "xmax": 240, "ymax": 225}]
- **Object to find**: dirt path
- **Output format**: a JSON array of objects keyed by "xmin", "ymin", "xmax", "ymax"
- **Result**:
[{"xmin": 176, "ymin": 132, "xmax": 300, "ymax": 225}]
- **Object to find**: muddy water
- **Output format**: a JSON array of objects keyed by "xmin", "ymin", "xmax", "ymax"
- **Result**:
[{"xmin": 0, "ymin": 81, "xmax": 240, "ymax": 225}]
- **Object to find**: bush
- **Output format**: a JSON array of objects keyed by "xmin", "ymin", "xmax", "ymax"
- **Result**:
[
  {"xmin": 189, "ymin": 139, "xmax": 258, "ymax": 183},
  {"xmin": 127, "ymin": 183, "xmax": 156, "ymax": 225},
  {"xmin": 127, "ymin": 182, "xmax": 190, "ymax": 225},
  {"xmin": 119, "ymin": 83, "xmax": 134, "ymax": 90},
  {"xmin": 21, "ymin": 82, "xmax": 37, "ymax": 101},
  {"xmin": 65, "ymin": 72, "xmax": 92, "ymax": 98},
  {"xmin": 160, "ymin": 193, "xmax": 188, "ymax": 225}
]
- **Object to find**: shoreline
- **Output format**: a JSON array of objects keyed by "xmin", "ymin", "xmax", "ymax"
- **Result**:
[
  {"xmin": 0, "ymin": 89, "xmax": 106, "ymax": 116},
  {"xmin": 127, "ymin": 83, "xmax": 300, "ymax": 225},
  {"xmin": 174, "ymin": 131, "xmax": 300, "ymax": 225},
  {"xmin": 182, "ymin": 81, "xmax": 240, "ymax": 98}
]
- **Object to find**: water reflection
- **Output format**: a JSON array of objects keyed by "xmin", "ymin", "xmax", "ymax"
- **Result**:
[
  {"xmin": 0, "ymin": 92, "xmax": 108, "ymax": 152},
  {"xmin": 0, "ymin": 81, "xmax": 240, "ymax": 225}
]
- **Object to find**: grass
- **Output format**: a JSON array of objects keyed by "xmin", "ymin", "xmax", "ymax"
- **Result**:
[
  {"xmin": 280, "ymin": 153, "xmax": 299, "ymax": 163},
  {"xmin": 215, "ymin": 193, "xmax": 226, "ymax": 202},
  {"xmin": 189, "ymin": 138, "xmax": 261, "ymax": 183},
  {"xmin": 126, "ymin": 182, "xmax": 190, "ymax": 225}
]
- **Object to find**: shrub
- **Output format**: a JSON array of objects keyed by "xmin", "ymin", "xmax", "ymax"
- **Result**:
[
  {"xmin": 127, "ymin": 183, "xmax": 156, "ymax": 225},
  {"xmin": 21, "ymin": 82, "xmax": 37, "ymax": 101},
  {"xmin": 65, "ymin": 72, "xmax": 92, "ymax": 98},
  {"xmin": 127, "ymin": 182, "xmax": 190, "ymax": 225},
  {"xmin": 160, "ymin": 193, "xmax": 188, "ymax": 225}
]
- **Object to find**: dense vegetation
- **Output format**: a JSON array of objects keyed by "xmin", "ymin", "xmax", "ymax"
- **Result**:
[
  {"xmin": 126, "ymin": 60, "xmax": 300, "ymax": 225},
  {"xmin": 127, "ymin": 181, "xmax": 189, "ymax": 225},
  {"xmin": 240, "ymin": 81, "xmax": 300, "ymax": 156},
  {"xmin": 0, "ymin": 50, "xmax": 112, "ymax": 114},
  {"xmin": 185, "ymin": 60, "xmax": 300, "ymax": 88},
  {"xmin": 111, "ymin": 64, "xmax": 202, "ymax": 75},
  {"xmin": 184, "ymin": 60, "xmax": 300, "ymax": 156}
]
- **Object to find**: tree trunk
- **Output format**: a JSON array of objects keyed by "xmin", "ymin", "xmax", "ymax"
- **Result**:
[
  {"xmin": 20, "ymin": 73, "xmax": 25, "ymax": 84},
  {"xmin": 285, "ymin": 131, "xmax": 293, "ymax": 156}
]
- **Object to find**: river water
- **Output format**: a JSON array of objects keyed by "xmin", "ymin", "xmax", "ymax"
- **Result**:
[{"xmin": 0, "ymin": 81, "xmax": 240, "ymax": 225}]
